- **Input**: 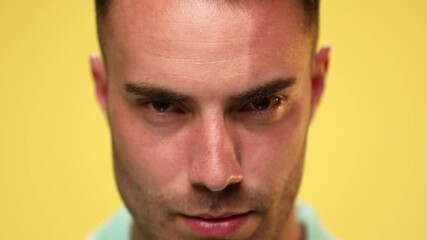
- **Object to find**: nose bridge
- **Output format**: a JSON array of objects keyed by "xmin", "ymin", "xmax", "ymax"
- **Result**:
[
  {"xmin": 206, "ymin": 114, "xmax": 231, "ymax": 160},
  {"xmin": 189, "ymin": 111, "xmax": 243, "ymax": 191}
]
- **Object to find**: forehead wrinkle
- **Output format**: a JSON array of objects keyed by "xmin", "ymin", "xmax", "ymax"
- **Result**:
[
  {"xmin": 107, "ymin": 0, "xmax": 310, "ymax": 100},
  {"xmin": 137, "ymin": 51, "xmax": 257, "ymax": 65},
  {"xmin": 107, "ymin": 0, "xmax": 255, "ymax": 55},
  {"xmin": 106, "ymin": 0, "xmax": 309, "ymax": 59}
]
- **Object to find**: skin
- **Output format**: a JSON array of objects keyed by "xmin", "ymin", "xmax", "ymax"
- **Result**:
[{"xmin": 90, "ymin": 0, "xmax": 330, "ymax": 239}]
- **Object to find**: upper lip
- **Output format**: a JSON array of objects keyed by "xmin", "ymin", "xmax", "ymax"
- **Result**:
[{"xmin": 184, "ymin": 212, "xmax": 251, "ymax": 220}]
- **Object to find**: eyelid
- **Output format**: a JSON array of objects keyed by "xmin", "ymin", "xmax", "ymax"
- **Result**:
[
  {"xmin": 235, "ymin": 94, "xmax": 285, "ymax": 114},
  {"xmin": 242, "ymin": 85, "xmax": 289, "ymax": 100},
  {"xmin": 243, "ymin": 93, "xmax": 285, "ymax": 105},
  {"xmin": 248, "ymin": 93, "xmax": 285, "ymax": 101},
  {"xmin": 136, "ymin": 97, "xmax": 188, "ymax": 114}
]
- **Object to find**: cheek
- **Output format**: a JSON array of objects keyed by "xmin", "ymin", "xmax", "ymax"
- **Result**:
[
  {"xmin": 107, "ymin": 94, "xmax": 190, "ymax": 193},
  {"xmin": 239, "ymin": 100, "xmax": 310, "ymax": 192}
]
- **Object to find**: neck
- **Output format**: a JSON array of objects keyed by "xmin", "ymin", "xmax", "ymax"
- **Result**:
[
  {"xmin": 131, "ymin": 223, "xmax": 141, "ymax": 240},
  {"xmin": 278, "ymin": 208, "xmax": 305, "ymax": 240}
]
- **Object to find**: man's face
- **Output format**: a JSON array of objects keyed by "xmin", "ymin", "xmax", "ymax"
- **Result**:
[{"xmin": 91, "ymin": 0, "xmax": 328, "ymax": 239}]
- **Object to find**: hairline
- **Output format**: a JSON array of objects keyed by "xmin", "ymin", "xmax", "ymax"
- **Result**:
[{"xmin": 95, "ymin": 0, "xmax": 320, "ymax": 60}]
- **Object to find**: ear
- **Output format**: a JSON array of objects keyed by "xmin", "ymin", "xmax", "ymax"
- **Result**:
[
  {"xmin": 89, "ymin": 54, "xmax": 108, "ymax": 112},
  {"xmin": 310, "ymin": 45, "xmax": 330, "ymax": 121}
]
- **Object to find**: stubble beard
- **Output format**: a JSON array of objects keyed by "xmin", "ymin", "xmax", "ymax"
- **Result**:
[{"xmin": 111, "ymin": 139, "xmax": 305, "ymax": 240}]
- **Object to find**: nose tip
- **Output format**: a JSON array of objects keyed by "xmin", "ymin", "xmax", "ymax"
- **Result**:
[
  {"xmin": 204, "ymin": 175, "xmax": 243, "ymax": 192},
  {"xmin": 188, "ymin": 116, "xmax": 243, "ymax": 192},
  {"xmin": 189, "ymin": 146, "xmax": 243, "ymax": 191}
]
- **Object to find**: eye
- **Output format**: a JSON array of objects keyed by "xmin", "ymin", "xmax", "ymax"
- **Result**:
[
  {"xmin": 137, "ymin": 99, "xmax": 184, "ymax": 114},
  {"xmin": 240, "ymin": 95, "xmax": 282, "ymax": 112},
  {"xmin": 151, "ymin": 100, "xmax": 172, "ymax": 112}
]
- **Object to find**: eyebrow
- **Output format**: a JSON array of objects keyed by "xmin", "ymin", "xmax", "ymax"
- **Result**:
[
  {"xmin": 124, "ymin": 83, "xmax": 188, "ymax": 102},
  {"xmin": 235, "ymin": 78, "xmax": 296, "ymax": 100},
  {"xmin": 124, "ymin": 77, "xmax": 296, "ymax": 102}
]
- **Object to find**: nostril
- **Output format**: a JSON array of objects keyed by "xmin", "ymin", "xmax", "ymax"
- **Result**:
[
  {"xmin": 208, "ymin": 185, "xmax": 228, "ymax": 192},
  {"xmin": 227, "ymin": 175, "xmax": 243, "ymax": 185},
  {"xmin": 204, "ymin": 174, "xmax": 243, "ymax": 192}
]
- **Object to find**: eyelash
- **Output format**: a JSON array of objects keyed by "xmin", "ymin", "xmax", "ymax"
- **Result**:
[
  {"xmin": 136, "ymin": 94, "xmax": 286, "ymax": 116},
  {"xmin": 239, "ymin": 95, "xmax": 285, "ymax": 113},
  {"xmin": 136, "ymin": 99, "xmax": 181, "ymax": 113}
]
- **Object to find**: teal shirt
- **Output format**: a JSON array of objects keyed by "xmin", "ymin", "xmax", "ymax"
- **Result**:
[{"xmin": 89, "ymin": 203, "xmax": 334, "ymax": 240}]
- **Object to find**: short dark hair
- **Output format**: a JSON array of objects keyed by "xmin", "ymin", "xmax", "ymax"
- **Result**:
[
  {"xmin": 95, "ymin": 0, "xmax": 320, "ymax": 54},
  {"xmin": 301, "ymin": 0, "xmax": 320, "ymax": 27},
  {"xmin": 95, "ymin": 0, "xmax": 319, "ymax": 25}
]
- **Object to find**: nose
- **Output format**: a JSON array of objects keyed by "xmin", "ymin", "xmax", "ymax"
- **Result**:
[{"xmin": 188, "ymin": 115, "xmax": 243, "ymax": 192}]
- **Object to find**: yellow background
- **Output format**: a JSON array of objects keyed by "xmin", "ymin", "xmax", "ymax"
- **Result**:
[{"xmin": 1, "ymin": 0, "xmax": 426, "ymax": 239}]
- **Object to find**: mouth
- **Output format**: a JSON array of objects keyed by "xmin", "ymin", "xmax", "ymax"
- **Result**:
[{"xmin": 180, "ymin": 212, "xmax": 252, "ymax": 238}]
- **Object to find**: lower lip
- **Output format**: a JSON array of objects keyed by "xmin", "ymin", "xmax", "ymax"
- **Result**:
[{"xmin": 181, "ymin": 213, "xmax": 251, "ymax": 238}]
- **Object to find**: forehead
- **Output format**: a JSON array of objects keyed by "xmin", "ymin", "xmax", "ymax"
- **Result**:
[
  {"xmin": 105, "ymin": 0, "xmax": 306, "ymax": 46},
  {"xmin": 104, "ymin": 0, "xmax": 311, "ymax": 94}
]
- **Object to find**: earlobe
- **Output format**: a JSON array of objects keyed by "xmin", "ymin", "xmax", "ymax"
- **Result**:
[
  {"xmin": 310, "ymin": 45, "xmax": 330, "ymax": 121},
  {"xmin": 89, "ymin": 53, "xmax": 108, "ymax": 111}
]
